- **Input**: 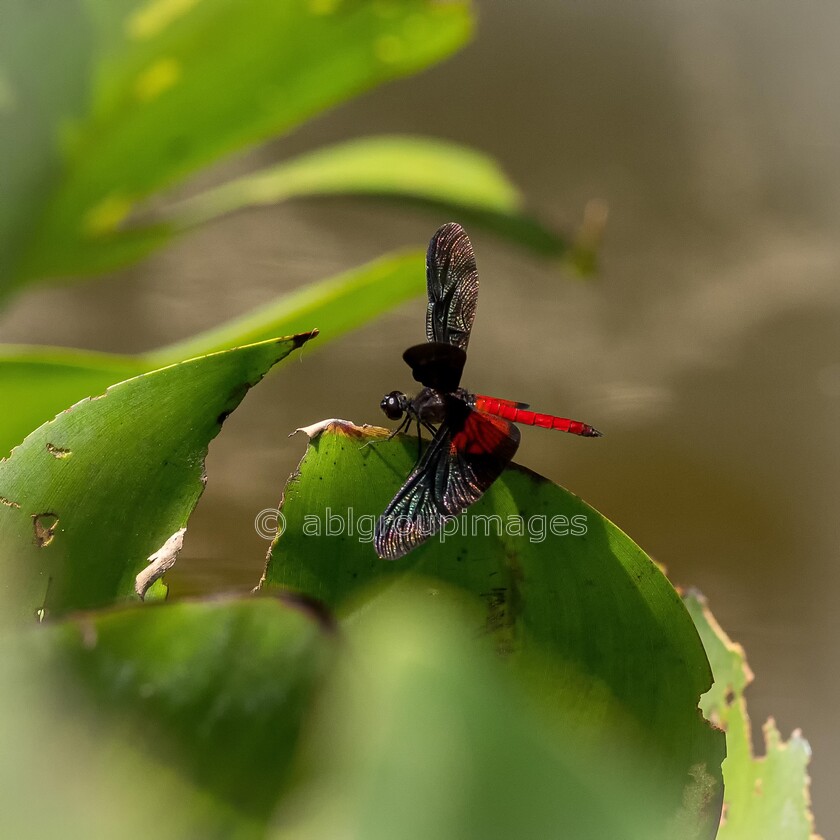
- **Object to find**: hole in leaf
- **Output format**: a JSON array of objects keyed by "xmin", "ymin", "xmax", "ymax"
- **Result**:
[{"xmin": 32, "ymin": 513, "xmax": 59, "ymax": 547}]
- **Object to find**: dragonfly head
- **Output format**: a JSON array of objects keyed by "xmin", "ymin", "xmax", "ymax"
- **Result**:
[{"xmin": 380, "ymin": 390, "xmax": 409, "ymax": 421}]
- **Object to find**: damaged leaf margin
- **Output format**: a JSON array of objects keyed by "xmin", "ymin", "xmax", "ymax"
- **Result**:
[
  {"xmin": 0, "ymin": 333, "xmax": 317, "ymax": 623},
  {"xmin": 684, "ymin": 590, "xmax": 822, "ymax": 840},
  {"xmin": 136, "ymin": 527, "xmax": 186, "ymax": 600}
]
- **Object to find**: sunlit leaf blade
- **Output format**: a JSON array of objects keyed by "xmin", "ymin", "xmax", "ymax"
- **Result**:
[
  {"xmin": 3, "ymin": 0, "xmax": 473, "ymax": 289},
  {"xmin": 175, "ymin": 135, "xmax": 523, "ymax": 224},
  {"xmin": 261, "ymin": 421, "xmax": 726, "ymax": 836},
  {"xmin": 0, "ymin": 594, "xmax": 335, "ymax": 836},
  {"xmin": 172, "ymin": 135, "xmax": 571, "ymax": 258},
  {"xmin": 144, "ymin": 247, "xmax": 424, "ymax": 366},
  {"xmin": 684, "ymin": 591, "xmax": 822, "ymax": 840},
  {"xmin": 0, "ymin": 333, "xmax": 315, "ymax": 623},
  {"xmin": 278, "ymin": 585, "xmax": 665, "ymax": 840},
  {"xmin": 0, "ymin": 249, "xmax": 422, "ymax": 457}
]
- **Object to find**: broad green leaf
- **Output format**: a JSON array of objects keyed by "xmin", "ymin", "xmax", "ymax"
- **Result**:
[
  {"xmin": 0, "ymin": 249, "xmax": 422, "ymax": 457},
  {"xmin": 279, "ymin": 585, "xmax": 666, "ymax": 840},
  {"xmin": 0, "ymin": 594, "xmax": 334, "ymax": 836},
  {"xmin": 261, "ymin": 421, "xmax": 726, "ymax": 836},
  {"xmin": 684, "ymin": 591, "xmax": 822, "ymax": 840},
  {"xmin": 173, "ymin": 135, "xmax": 572, "ymax": 258},
  {"xmin": 0, "ymin": 333, "xmax": 315, "ymax": 623},
  {"xmin": 3, "ymin": 0, "xmax": 473, "ymax": 290}
]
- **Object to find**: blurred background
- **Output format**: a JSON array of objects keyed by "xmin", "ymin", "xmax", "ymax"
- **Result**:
[{"xmin": 2, "ymin": 0, "xmax": 838, "ymax": 830}]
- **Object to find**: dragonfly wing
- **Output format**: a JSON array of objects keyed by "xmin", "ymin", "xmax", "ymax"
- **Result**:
[
  {"xmin": 445, "ymin": 404, "xmax": 520, "ymax": 510},
  {"xmin": 402, "ymin": 341, "xmax": 466, "ymax": 392},
  {"xmin": 374, "ymin": 400, "xmax": 520, "ymax": 560},
  {"xmin": 425, "ymin": 222, "xmax": 479, "ymax": 351}
]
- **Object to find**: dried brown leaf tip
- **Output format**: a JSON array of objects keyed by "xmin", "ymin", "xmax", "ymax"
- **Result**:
[
  {"xmin": 290, "ymin": 418, "xmax": 389, "ymax": 440},
  {"xmin": 292, "ymin": 328, "xmax": 319, "ymax": 348}
]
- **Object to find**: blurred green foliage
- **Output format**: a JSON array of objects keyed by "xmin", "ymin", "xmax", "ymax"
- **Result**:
[
  {"xmin": 1, "ymin": 0, "xmax": 474, "ymax": 287},
  {"xmin": 0, "ymin": 0, "xmax": 574, "ymax": 296},
  {"xmin": 35, "ymin": 595, "xmax": 335, "ymax": 824}
]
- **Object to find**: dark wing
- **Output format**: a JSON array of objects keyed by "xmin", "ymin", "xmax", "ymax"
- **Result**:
[
  {"xmin": 403, "ymin": 341, "xmax": 466, "ymax": 392},
  {"xmin": 374, "ymin": 399, "xmax": 520, "ymax": 560},
  {"xmin": 425, "ymin": 222, "xmax": 479, "ymax": 352}
]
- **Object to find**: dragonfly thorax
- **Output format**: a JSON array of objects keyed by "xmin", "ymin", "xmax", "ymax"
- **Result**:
[
  {"xmin": 381, "ymin": 387, "xmax": 462, "ymax": 425},
  {"xmin": 410, "ymin": 386, "xmax": 453, "ymax": 425}
]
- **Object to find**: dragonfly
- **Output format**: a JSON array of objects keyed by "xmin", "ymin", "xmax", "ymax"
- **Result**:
[{"xmin": 374, "ymin": 222, "xmax": 601, "ymax": 560}]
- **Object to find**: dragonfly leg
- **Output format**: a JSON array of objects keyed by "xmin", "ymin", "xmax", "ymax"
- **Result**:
[
  {"xmin": 420, "ymin": 420, "xmax": 438, "ymax": 437},
  {"xmin": 360, "ymin": 415, "xmax": 411, "ymax": 450},
  {"xmin": 409, "ymin": 420, "xmax": 437, "ymax": 467},
  {"xmin": 388, "ymin": 415, "xmax": 412, "ymax": 441}
]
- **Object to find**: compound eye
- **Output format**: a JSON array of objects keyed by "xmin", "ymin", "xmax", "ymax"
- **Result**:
[{"xmin": 380, "ymin": 392, "xmax": 404, "ymax": 421}]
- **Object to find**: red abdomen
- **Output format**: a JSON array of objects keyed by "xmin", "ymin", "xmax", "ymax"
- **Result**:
[{"xmin": 474, "ymin": 395, "xmax": 602, "ymax": 437}]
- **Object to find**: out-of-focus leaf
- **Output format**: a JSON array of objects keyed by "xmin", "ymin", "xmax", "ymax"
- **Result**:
[
  {"xmin": 0, "ymin": 346, "xmax": 144, "ymax": 460},
  {"xmin": 277, "ymin": 585, "xmax": 665, "ymax": 840},
  {"xmin": 0, "ymin": 0, "xmax": 92, "ymax": 292},
  {"xmin": 684, "ymin": 591, "xmax": 822, "ymax": 840},
  {"xmin": 0, "ymin": 333, "xmax": 315, "ymax": 623},
  {"xmin": 144, "ymin": 247, "xmax": 424, "ymax": 366},
  {"xmin": 172, "ymin": 135, "xmax": 572, "ymax": 258},
  {"xmin": 0, "ymin": 593, "xmax": 334, "ymax": 837},
  {"xmin": 0, "ymin": 249, "xmax": 422, "ymax": 457},
  {"xmin": 261, "ymin": 421, "xmax": 726, "ymax": 837},
  {"xmin": 175, "ymin": 135, "xmax": 523, "ymax": 224},
  {"xmin": 34, "ymin": 595, "xmax": 334, "ymax": 826},
  {"xmin": 0, "ymin": 621, "xmax": 235, "ymax": 839},
  {"xmin": 2, "ymin": 0, "xmax": 473, "ymax": 290}
]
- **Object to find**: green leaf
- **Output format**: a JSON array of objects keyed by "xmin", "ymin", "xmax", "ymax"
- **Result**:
[
  {"xmin": 175, "ymin": 135, "xmax": 523, "ymax": 223},
  {"xmin": 0, "ymin": 0, "xmax": 93, "ymax": 291},
  {"xmin": 144, "ymin": 247, "xmax": 424, "ymax": 366},
  {"xmin": 0, "ymin": 346, "xmax": 145, "ymax": 462},
  {"xmin": 0, "ymin": 594, "xmax": 335, "ymax": 836},
  {"xmin": 261, "ymin": 421, "xmax": 726, "ymax": 836},
  {"xmin": 3, "ymin": 0, "xmax": 473, "ymax": 290},
  {"xmin": 280, "ymin": 585, "xmax": 668, "ymax": 840},
  {"xmin": 684, "ymin": 591, "xmax": 821, "ymax": 840},
  {"xmin": 172, "ymin": 134, "xmax": 572, "ymax": 258},
  {"xmin": 42, "ymin": 595, "xmax": 333, "ymax": 824},
  {"xmin": 0, "ymin": 333, "xmax": 315, "ymax": 623},
  {"xmin": 0, "ymin": 249, "xmax": 422, "ymax": 457}
]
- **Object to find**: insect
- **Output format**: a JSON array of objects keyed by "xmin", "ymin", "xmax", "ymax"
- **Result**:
[{"xmin": 374, "ymin": 222, "xmax": 601, "ymax": 560}]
